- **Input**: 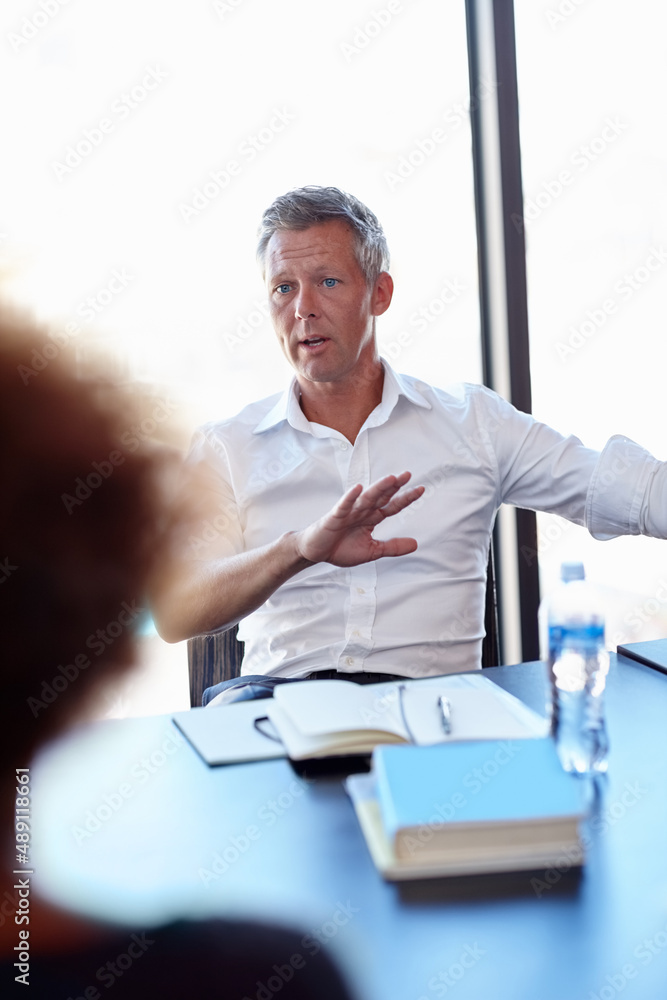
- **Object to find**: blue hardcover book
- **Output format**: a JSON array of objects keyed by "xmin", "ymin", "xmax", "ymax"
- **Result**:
[{"xmin": 373, "ymin": 738, "xmax": 589, "ymax": 869}]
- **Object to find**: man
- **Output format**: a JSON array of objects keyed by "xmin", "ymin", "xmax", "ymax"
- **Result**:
[{"xmin": 153, "ymin": 186, "xmax": 667, "ymax": 700}]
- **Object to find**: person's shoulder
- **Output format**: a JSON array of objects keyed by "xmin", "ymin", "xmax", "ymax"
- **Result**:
[
  {"xmin": 198, "ymin": 390, "xmax": 285, "ymax": 441},
  {"xmin": 395, "ymin": 369, "xmax": 496, "ymax": 408},
  {"xmin": 391, "ymin": 370, "xmax": 519, "ymax": 436},
  {"xmin": 186, "ymin": 390, "xmax": 286, "ymax": 465}
]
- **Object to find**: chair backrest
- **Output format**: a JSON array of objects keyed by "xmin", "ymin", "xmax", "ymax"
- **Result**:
[
  {"xmin": 482, "ymin": 545, "xmax": 500, "ymax": 668},
  {"xmin": 187, "ymin": 627, "xmax": 245, "ymax": 709},
  {"xmin": 187, "ymin": 551, "xmax": 500, "ymax": 706}
]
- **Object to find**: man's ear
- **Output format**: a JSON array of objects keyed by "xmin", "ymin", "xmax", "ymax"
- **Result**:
[{"xmin": 371, "ymin": 271, "xmax": 394, "ymax": 317}]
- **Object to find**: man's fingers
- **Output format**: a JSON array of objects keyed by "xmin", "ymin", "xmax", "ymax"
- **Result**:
[
  {"xmin": 327, "ymin": 473, "xmax": 421, "ymax": 537},
  {"xmin": 332, "ymin": 482, "xmax": 364, "ymax": 517},
  {"xmin": 343, "ymin": 472, "xmax": 416, "ymax": 516},
  {"xmin": 375, "ymin": 537, "xmax": 419, "ymax": 558},
  {"xmin": 364, "ymin": 471, "xmax": 412, "ymax": 505},
  {"xmin": 381, "ymin": 484, "xmax": 425, "ymax": 517}
]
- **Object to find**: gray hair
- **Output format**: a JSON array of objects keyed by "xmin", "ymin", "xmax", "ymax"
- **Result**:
[{"xmin": 256, "ymin": 185, "xmax": 390, "ymax": 285}]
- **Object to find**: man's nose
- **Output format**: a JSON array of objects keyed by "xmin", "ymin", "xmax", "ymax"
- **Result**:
[{"xmin": 294, "ymin": 288, "xmax": 318, "ymax": 320}]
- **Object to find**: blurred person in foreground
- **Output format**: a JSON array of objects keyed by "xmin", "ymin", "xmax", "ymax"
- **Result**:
[{"xmin": 0, "ymin": 303, "xmax": 355, "ymax": 999}]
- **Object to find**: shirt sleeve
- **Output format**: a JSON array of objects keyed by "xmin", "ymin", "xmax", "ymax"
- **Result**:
[
  {"xmin": 474, "ymin": 386, "xmax": 599, "ymax": 525},
  {"xmin": 585, "ymin": 435, "xmax": 667, "ymax": 540},
  {"xmin": 474, "ymin": 387, "xmax": 667, "ymax": 540},
  {"xmin": 181, "ymin": 425, "xmax": 245, "ymax": 563}
]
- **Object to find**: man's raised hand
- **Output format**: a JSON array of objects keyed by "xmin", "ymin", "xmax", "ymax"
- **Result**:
[{"xmin": 294, "ymin": 472, "xmax": 424, "ymax": 567}]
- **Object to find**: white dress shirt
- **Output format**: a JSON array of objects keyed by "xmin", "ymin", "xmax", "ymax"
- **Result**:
[{"xmin": 186, "ymin": 361, "xmax": 667, "ymax": 678}]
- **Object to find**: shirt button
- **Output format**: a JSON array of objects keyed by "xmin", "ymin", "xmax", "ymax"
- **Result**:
[
  {"xmin": 356, "ymin": 587, "xmax": 365, "ymax": 595},
  {"xmin": 352, "ymin": 630, "xmax": 361, "ymax": 638},
  {"xmin": 345, "ymin": 657, "xmax": 355, "ymax": 666},
  {"xmin": 338, "ymin": 442, "xmax": 348, "ymax": 451}
]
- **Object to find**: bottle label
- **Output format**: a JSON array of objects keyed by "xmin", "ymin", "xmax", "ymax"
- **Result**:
[{"xmin": 549, "ymin": 622, "xmax": 604, "ymax": 651}]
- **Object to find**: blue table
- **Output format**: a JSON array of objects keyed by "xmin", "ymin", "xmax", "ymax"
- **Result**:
[{"xmin": 31, "ymin": 653, "xmax": 667, "ymax": 1000}]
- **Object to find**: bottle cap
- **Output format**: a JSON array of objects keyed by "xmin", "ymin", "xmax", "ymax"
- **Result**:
[{"xmin": 560, "ymin": 561, "xmax": 585, "ymax": 582}]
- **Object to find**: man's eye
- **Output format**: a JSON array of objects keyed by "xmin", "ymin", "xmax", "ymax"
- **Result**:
[
  {"xmin": 323, "ymin": 278, "xmax": 338, "ymax": 288},
  {"xmin": 277, "ymin": 284, "xmax": 291, "ymax": 294}
]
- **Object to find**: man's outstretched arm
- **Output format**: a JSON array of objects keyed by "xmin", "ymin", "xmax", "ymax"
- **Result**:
[{"xmin": 151, "ymin": 472, "xmax": 424, "ymax": 643}]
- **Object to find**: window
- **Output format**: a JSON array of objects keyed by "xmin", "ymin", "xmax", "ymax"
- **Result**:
[
  {"xmin": 2, "ymin": 0, "xmax": 481, "ymax": 427},
  {"xmin": 515, "ymin": 0, "xmax": 667, "ymax": 646}
]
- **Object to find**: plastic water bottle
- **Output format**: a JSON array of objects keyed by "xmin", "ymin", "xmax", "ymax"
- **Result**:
[{"xmin": 541, "ymin": 561, "xmax": 610, "ymax": 775}]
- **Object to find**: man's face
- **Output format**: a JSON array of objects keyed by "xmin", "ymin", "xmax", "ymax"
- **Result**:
[{"xmin": 264, "ymin": 219, "xmax": 392, "ymax": 388}]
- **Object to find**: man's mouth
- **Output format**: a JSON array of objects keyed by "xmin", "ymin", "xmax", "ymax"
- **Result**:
[{"xmin": 301, "ymin": 337, "xmax": 328, "ymax": 348}]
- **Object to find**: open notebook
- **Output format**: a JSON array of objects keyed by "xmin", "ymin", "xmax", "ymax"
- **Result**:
[
  {"xmin": 265, "ymin": 674, "xmax": 548, "ymax": 759},
  {"xmin": 174, "ymin": 672, "xmax": 548, "ymax": 766}
]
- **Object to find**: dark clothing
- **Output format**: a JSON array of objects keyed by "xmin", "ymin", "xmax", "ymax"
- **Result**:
[
  {"xmin": 203, "ymin": 669, "xmax": 406, "ymax": 706},
  {"xmin": 5, "ymin": 918, "xmax": 355, "ymax": 999}
]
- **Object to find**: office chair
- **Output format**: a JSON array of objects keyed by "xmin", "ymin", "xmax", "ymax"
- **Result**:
[
  {"xmin": 187, "ymin": 627, "xmax": 245, "ymax": 709},
  {"xmin": 187, "ymin": 550, "xmax": 500, "ymax": 706}
]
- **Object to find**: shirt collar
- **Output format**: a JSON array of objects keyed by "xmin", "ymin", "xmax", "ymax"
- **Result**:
[
  {"xmin": 252, "ymin": 358, "xmax": 431, "ymax": 435},
  {"xmin": 252, "ymin": 381, "xmax": 308, "ymax": 435},
  {"xmin": 377, "ymin": 360, "xmax": 431, "ymax": 417}
]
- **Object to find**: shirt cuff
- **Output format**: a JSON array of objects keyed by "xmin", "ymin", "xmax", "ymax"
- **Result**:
[{"xmin": 585, "ymin": 435, "xmax": 665, "ymax": 540}]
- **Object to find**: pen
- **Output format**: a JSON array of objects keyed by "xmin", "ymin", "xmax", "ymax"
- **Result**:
[{"xmin": 438, "ymin": 696, "xmax": 452, "ymax": 735}]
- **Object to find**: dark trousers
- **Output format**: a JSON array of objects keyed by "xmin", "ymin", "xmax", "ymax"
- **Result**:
[{"xmin": 202, "ymin": 668, "xmax": 406, "ymax": 706}]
